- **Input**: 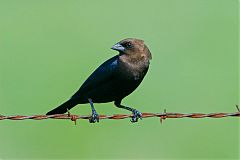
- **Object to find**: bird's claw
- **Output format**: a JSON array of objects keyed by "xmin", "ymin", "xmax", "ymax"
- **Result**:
[
  {"xmin": 131, "ymin": 109, "xmax": 142, "ymax": 123},
  {"xmin": 89, "ymin": 111, "xmax": 99, "ymax": 123}
]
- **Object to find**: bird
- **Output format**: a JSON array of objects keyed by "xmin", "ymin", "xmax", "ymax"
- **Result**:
[{"xmin": 46, "ymin": 38, "xmax": 152, "ymax": 123}]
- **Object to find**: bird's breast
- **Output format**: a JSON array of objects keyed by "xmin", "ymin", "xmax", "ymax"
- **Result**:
[
  {"xmin": 115, "ymin": 64, "xmax": 148, "ymax": 84},
  {"xmin": 117, "ymin": 60, "xmax": 149, "ymax": 81}
]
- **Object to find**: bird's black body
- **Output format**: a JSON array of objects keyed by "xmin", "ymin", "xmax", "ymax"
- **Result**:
[
  {"xmin": 73, "ymin": 55, "xmax": 148, "ymax": 102},
  {"xmin": 46, "ymin": 38, "xmax": 152, "ymax": 123}
]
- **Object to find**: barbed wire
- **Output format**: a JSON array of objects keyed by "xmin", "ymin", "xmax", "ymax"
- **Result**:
[{"xmin": 0, "ymin": 105, "xmax": 239, "ymax": 124}]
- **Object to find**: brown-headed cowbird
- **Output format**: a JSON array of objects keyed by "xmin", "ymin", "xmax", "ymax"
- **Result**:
[{"xmin": 46, "ymin": 38, "xmax": 152, "ymax": 123}]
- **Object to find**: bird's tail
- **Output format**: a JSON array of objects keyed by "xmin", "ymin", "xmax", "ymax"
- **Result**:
[{"xmin": 46, "ymin": 99, "xmax": 78, "ymax": 115}]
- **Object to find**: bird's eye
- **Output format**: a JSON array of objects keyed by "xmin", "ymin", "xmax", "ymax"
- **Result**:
[{"xmin": 125, "ymin": 42, "xmax": 132, "ymax": 48}]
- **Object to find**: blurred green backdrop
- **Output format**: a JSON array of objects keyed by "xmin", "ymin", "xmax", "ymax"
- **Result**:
[{"xmin": 0, "ymin": 0, "xmax": 239, "ymax": 159}]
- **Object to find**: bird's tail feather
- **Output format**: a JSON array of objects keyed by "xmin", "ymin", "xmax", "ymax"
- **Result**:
[{"xmin": 46, "ymin": 99, "xmax": 78, "ymax": 115}]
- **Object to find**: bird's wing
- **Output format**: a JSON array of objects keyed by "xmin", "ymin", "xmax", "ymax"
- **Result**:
[{"xmin": 71, "ymin": 55, "xmax": 119, "ymax": 99}]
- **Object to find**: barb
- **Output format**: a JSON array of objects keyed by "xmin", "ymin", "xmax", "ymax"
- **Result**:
[{"xmin": 0, "ymin": 110, "xmax": 239, "ymax": 122}]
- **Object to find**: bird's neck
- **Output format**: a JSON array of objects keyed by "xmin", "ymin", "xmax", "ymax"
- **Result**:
[
  {"xmin": 119, "ymin": 54, "xmax": 150, "ymax": 71},
  {"xmin": 119, "ymin": 53, "xmax": 150, "ymax": 66}
]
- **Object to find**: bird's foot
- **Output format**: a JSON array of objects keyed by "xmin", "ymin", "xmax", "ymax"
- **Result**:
[
  {"xmin": 89, "ymin": 110, "xmax": 99, "ymax": 123},
  {"xmin": 131, "ymin": 109, "xmax": 142, "ymax": 123}
]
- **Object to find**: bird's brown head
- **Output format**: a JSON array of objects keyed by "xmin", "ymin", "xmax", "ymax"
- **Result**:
[{"xmin": 111, "ymin": 38, "xmax": 152, "ymax": 61}]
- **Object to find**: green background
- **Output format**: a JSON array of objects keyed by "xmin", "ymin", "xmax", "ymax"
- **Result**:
[{"xmin": 0, "ymin": 0, "xmax": 239, "ymax": 159}]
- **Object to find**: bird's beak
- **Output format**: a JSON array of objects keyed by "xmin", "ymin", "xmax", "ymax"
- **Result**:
[{"xmin": 111, "ymin": 43, "xmax": 125, "ymax": 51}]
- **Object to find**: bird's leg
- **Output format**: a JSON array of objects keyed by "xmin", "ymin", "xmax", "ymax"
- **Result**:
[
  {"xmin": 88, "ymin": 98, "xmax": 99, "ymax": 123},
  {"xmin": 114, "ymin": 100, "xmax": 142, "ymax": 123}
]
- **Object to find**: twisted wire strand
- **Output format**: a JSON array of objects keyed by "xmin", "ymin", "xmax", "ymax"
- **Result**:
[
  {"xmin": 0, "ymin": 112, "xmax": 239, "ymax": 120},
  {"xmin": 1, "ymin": 106, "xmax": 239, "ymax": 124}
]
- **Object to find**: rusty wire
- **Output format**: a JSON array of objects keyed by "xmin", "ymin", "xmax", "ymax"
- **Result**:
[{"xmin": 0, "ymin": 105, "xmax": 239, "ymax": 124}]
